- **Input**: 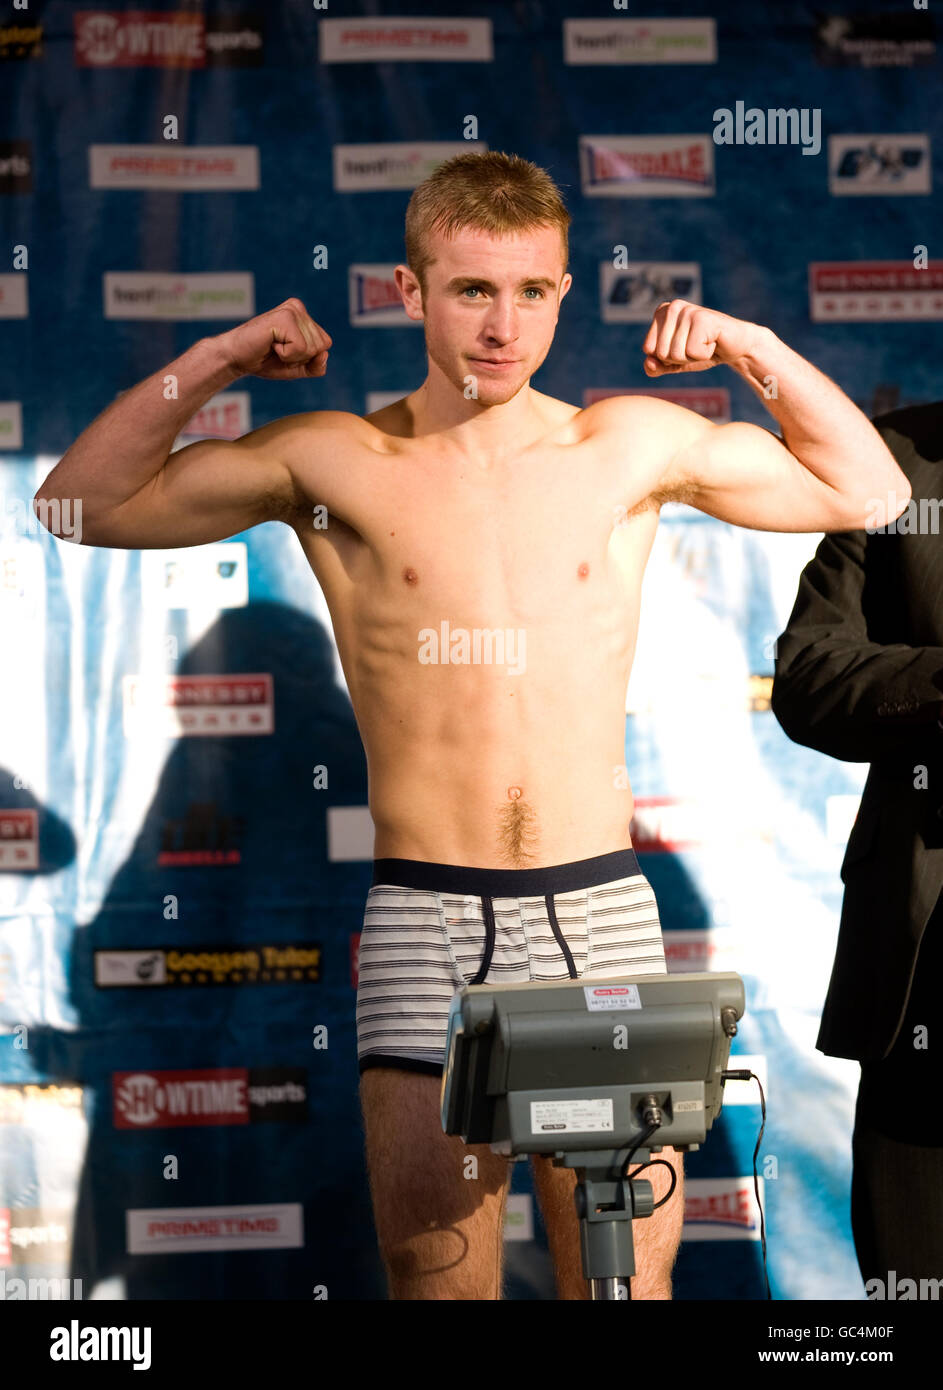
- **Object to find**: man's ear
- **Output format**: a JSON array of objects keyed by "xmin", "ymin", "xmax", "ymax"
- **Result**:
[
  {"xmin": 558, "ymin": 272, "xmax": 573, "ymax": 304},
  {"xmin": 394, "ymin": 264, "xmax": 424, "ymax": 322}
]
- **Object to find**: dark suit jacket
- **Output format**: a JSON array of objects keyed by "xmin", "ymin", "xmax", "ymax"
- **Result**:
[{"xmin": 770, "ymin": 403, "xmax": 943, "ymax": 1061}]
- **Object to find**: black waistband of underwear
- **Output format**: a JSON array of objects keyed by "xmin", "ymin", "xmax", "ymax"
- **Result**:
[{"xmin": 370, "ymin": 847, "xmax": 642, "ymax": 897}]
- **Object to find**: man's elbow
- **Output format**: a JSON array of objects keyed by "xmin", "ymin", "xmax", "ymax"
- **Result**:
[
  {"xmin": 31, "ymin": 491, "xmax": 86, "ymax": 544},
  {"xmin": 835, "ymin": 474, "xmax": 912, "ymax": 532}
]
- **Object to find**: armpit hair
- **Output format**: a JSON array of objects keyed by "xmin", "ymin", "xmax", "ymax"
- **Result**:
[
  {"xmin": 265, "ymin": 475, "xmax": 309, "ymax": 526},
  {"xmin": 623, "ymin": 475, "xmax": 699, "ymax": 518},
  {"xmin": 647, "ymin": 476, "xmax": 700, "ymax": 510}
]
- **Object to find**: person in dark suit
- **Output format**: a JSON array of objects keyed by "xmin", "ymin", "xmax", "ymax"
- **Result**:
[{"xmin": 770, "ymin": 402, "xmax": 943, "ymax": 1291}]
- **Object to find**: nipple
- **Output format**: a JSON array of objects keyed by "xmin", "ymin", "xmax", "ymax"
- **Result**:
[
  {"xmin": 507, "ymin": 786, "xmax": 522, "ymax": 800},
  {"xmin": 403, "ymin": 566, "xmax": 418, "ymax": 585},
  {"xmin": 578, "ymin": 562, "xmax": 590, "ymax": 579}
]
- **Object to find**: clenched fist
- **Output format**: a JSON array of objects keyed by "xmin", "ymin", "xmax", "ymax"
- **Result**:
[
  {"xmin": 215, "ymin": 298, "xmax": 332, "ymax": 380},
  {"xmin": 642, "ymin": 300, "xmax": 761, "ymax": 376}
]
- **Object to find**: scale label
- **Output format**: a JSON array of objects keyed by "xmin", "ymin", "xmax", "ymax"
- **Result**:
[
  {"xmin": 583, "ymin": 984, "xmax": 641, "ymax": 1011},
  {"xmin": 530, "ymin": 1098, "xmax": 614, "ymax": 1134}
]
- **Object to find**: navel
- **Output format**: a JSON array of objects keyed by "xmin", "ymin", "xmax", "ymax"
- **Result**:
[{"xmin": 507, "ymin": 785, "xmax": 522, "ymax": 800}]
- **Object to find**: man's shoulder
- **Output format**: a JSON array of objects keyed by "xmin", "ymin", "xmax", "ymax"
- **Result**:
[
  {"xmin": 576, "ymin": 392, "xmax": 705, "ymax": 436},
  {"xmin": 261, "ymin": 408, "xmax": 390, "ymax": 454}
]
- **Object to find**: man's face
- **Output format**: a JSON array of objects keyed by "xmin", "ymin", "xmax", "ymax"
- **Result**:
[{"xmin": 397, "ymin": 224, "xmax": 572, "ymax": 405}]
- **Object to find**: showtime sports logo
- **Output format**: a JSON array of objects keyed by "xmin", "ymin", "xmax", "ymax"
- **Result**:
[{"xmin": 113, "ymin": 1067, "xmax": 307, "ymax": 1128}]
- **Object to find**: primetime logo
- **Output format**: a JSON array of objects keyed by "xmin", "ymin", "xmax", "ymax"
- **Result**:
[{"xmin": 49, "ymin": 1320, "xmax": 151, "ymax": 1371}]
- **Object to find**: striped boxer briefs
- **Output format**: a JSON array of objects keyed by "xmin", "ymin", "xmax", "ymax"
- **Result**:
[{"xmin": 355, "ymin": 847, "xmax": 667, "ymax": 1078}]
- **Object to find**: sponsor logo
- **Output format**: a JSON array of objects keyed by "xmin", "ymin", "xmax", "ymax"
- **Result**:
[
  {"xmin": 829, "ymin": 134, "xmax": 930, "ymax": 195},
  {"xmin": 104, "ymin": 272, "xmax": 254, "ymax": 321},
  {"xmin": 584, "ymin": 385, "xmax": 730, "ymax": 423},
  {"xmin": 126, "ymin": 1203, "xmax": 303, "ymax": 1253},
  {"xmin": 113, "ymin": 1067, "xmax": 307, "ymax": 1127},
  {"xmin": 122, "ymin": 673, "xmax": 273, "ymax": 737},
  {"xmin": 0, "ymin": 1210, "xmax": 73, "ymax": 1267},
  {"xmin": 580, "ymin": 135, "xmax": 714, "ymax": 197},
  {"xmin": 0, "ymin": 542, "xmax": 42, "ymax": 608},
  {"xmin": 0, "ymin": 23, "xmax": 44, "ymax": 60},
  {"xmin": 204, "ymin": 13, "xmax": 264, "ymax": 67},
  {"xmin": 349, "ymin": 264, "xmax": 414, "ymax": 326},
  {"xmin": 0, "ymin": 1084, "xmax": 83, "ymax": 1125},
  {"xmin": 319, "ymin": 17, "xmax": 492, "ymax": 63},
  {"xmin": 682, "ymin": 1178, "xmax": 765, "ymax": 1239},
  {"xmin": 89, "ymin": 145, "xmax": 260, "ymax": 189},
  {"xmin": 0, "ymin": 140, "xmax": 32, "ymax": 194},
  {"xmin": 179, "ymin": 391, "xmax": 251, "ymax": 441},
  {"xmin": 158, "ymin": 801, "xmax": 245, "ymax": 866},
  {"xmin": 0, "ymin": 403, "xmax": 23, "ymax": 449},
  {"xmin": 503, "ymin": 1194, "xmax": 534, "ymax": 1242},
  {"xmin": 719, "ymin": 1055, "xmax": 767, "ymax": 1106},
  {"xmin": 0, "ymin": 809, "xmax": 38, "ymax": 870},
  {"xmin": 334, "ymin": 141, "xmax": 483, "ymax": 191},
  {"xmin": 0, "ymin": 276, "xmax": 28, "ymax": 318},
  {"xmin": 809, "ymin": 260, "xmax": 943, "ymax": 321},
  {"xmin": 600, "ymin": 262, "xmax": 702, "ymax": 324},
  {"xmin": 628, "ymin": 797, "xmax": 776, "ymax": 847},
  {"xmin": 365, "ymin": 391, "xmax": 406, "ymax": 414},
  {"xmin": 564, "ymin": 18, "xmax": 716, "ymax": 65},
  {"xmin": 74, "ymin": 10, "xmax": 205, "ymax": 67},
  {"xmin": 94, "ymin": 944, "xmax": 322, "ymax": 988},
  {"xmin": 140, "ymin": 545, "xmax": 248, "ymax": 612},
  {"xmin": 74, "ymin": 10, "xmax": 263, "ymax": 68},
  {"xmin": 815, "ymin": 12, "xmax": 936, "ymax": 69}
]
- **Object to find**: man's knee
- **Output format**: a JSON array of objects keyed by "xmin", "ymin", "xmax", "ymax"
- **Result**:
[{"xmin": 359, "ymin": 1066, "xmax": 512, "ymax": 1298}]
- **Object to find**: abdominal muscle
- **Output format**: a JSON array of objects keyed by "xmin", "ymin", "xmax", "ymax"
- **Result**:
[
  {"xmin": 309, "ymin": 544, "xmax": 655, "ymax": 870},
  {"xmin": 362, "ymin": 654, "xmax": 638, "ymax": 867}
]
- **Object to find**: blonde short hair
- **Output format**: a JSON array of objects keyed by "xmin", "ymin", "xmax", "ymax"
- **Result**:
[{"xmin": 404, "ymin": 150, "xmax": 571, "ymax": 294}]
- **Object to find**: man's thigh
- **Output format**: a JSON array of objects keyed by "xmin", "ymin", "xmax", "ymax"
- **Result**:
[
  {"xmin": 532, "ymin": 1148, "xmax": 685, "ymax": 1300},
  {"xmin": 359, "ymin": 1067, "xmax": 513, "ymax": 1300}
]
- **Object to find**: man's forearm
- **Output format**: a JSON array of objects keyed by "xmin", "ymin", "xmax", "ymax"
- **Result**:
[
  {"xmin": 730, "ymin": 327, "xmax": 911, "ymax": 506},
  {"xmin": 34, "ymin": 335, "xmax": 240, "ymax": 521}
]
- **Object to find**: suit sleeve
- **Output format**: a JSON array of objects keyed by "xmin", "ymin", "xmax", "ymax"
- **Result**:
[{"xmin": 770, "ymin": 525, "xmax": 943, "ymax": 763}]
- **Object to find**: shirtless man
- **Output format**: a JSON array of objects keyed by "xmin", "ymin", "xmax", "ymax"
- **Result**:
[{"xmin": 34, "ymin": 151, "xmax": 910, "ymax": 1302}]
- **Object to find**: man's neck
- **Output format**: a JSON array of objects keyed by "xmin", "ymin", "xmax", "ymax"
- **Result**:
[{"xmin": 403, "ymin": 375, "xmax": 549, "ymax": 461}]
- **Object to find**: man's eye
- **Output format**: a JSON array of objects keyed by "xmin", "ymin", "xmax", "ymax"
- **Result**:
[
  {"xmin": 462, "ymin": 287, "xmax": 482, "ymax": 298},
  {"xmin": 524, "ymin": 288, "xmax": 545, "ymax": 299}
]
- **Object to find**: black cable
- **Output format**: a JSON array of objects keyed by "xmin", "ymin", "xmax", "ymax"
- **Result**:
[
  {"xmin": 620, "ymin": 1120, "xmax": 660, "ymax": 1178},
  {"xmin": 721, "ymin": 1069, "xmax": 771, "ymax": 1300},
  {"xmin": 626, "ymin": 1157, "xmax": 678, "ymax": 1209}
]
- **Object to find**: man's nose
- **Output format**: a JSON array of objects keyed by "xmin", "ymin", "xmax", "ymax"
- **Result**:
[{"xmin": 482, "ymin": 295, "xmax": 520, "ymax": 342}]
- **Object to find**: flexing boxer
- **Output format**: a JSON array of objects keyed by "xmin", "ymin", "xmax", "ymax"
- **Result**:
[{"xmin": 35, "ymin": 151, "xmax": 910, "ymax": 1302}]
